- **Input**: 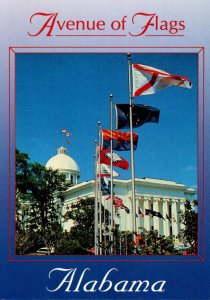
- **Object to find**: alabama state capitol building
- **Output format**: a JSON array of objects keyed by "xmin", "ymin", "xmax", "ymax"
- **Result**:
[{"xmin": 46, "ymin": 146, "xmax": 196, "ymax": 238}]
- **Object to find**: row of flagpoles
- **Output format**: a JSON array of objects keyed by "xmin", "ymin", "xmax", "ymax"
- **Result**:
[{"xmin": 94, "ymin": 54, "xmax": 192, "ymax": 255}]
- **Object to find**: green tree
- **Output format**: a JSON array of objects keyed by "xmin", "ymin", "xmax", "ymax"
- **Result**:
[
  {"xmin": 180, "ymin": 199, "xmax": 198, "ymax": 254},
  {"xmin": 16, "ymin": 149, "xmax": 34, "ymax": 253},
  {"xmin": 16, "ymin": 230, "xmax": 43, "ymax": 255},
  {"xmin": 64, "ymin": 198, "xmax": 95, "ymax": 250},
  {"xmin": 63, "ymin": 197, "xmax": 110, "ymax": 254},
  {"xmin": 16, "ymin": 149, "xmax": 69, "ymax": 254},
  {"xmin": 56, "ymin": 231, "xmax": 89, "ymax": 255},
  {"xmin": 16, "ymin": 149, "xmax": 30, "ymax": 194},
  {"xmin": 25, "ymin": 163, "xmax": 68, "ymax": 252}
]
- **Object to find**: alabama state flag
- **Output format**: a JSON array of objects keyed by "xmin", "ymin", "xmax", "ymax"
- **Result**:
[{"xmin": 132, "ymin": 63, "xmax": 192, "ymax": 96}]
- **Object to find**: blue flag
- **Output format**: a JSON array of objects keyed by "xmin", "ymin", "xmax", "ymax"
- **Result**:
[
  {"xmin": 115, "ymin": 104, "xmax": 160, "ymax": 130},
  {"xmin": 101, "ymin": 177, "xmax": 111, "ymax": 195}
]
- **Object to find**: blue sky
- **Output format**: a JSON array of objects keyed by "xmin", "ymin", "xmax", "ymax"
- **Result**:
[{"xmin": 16, "ymin": 53, "xmax": 197, "ymax": 188}]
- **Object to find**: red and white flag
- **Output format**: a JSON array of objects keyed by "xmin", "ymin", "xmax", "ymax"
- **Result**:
[
  {"xmin": 62, "ymin": 128, "xmax": 72, "ymax": 145},
  {"xmin": 97, "ymin": 163, "xmax": 120, "ymax": 177},
  {"xmin": 132, "ymin": 64, "xmax": 192, "ymax": 96},
  {"xmin": 100, "ymin": 149, "xmax": 129, "ymax": 170},
  {"xmin": 106, "ymin": 195, "xmax": 130, "ymax": 213},
  {"xmin": 62, "ymin": 128, "xmax": 72, "ymax": 136}
]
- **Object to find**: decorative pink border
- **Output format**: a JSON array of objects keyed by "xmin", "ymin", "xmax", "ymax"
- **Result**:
[{"xmin": 9, "ymin": 46, "xmax": 204, "ymax": 262}]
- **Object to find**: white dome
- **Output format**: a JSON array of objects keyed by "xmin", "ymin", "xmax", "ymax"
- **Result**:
[{"xmin": 46, "ymin": 147, "xmax": 80, "ymax": 176}]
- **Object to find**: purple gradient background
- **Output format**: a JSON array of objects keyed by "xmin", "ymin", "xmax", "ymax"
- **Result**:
[{"xmin": 1, "ymin": 0, "xmax": 210, "ymax": 299}]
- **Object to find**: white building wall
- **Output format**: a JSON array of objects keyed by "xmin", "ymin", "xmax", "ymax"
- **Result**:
[{"xmin": 62, "ymin": 178, "xmax": 196, "ymax": 238}]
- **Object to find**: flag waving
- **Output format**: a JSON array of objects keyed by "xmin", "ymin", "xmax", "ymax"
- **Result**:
[
  {"xmin": 145, "ymin": 209, "xmax": 165, "ymax": 220},
  {"xmin": 138, "ymin": 207, "xmax": 144, "ymax": 218},
  {"xmin": 115, "ymin": 104, "xmax": 160, "ymax": 129},
  {"xmin": 106, "ymin": 195, "xmax": 130, "ymax": 213},
  {"xmin": 132, "ymin": 64, "xmax": 192, "ymax": 96},
  {"xmin": 100, "ymin": 149, "xmax": 129, "ymax": 170},
  {"xmin": 101, "ymin": 177, "xmax": 111, "ymax": 195},
  {"xmin": 62, "ymin": 128, "xmax": 72, "ymax": 144},
  {"xmin": 102, "ymin": 129, "xmax": 138, "ymax": 151},
  {"xmin": 62, "ymin": 128, "xmax": 72, "ymax": 136},
  {"xmin": 97, "ymin": 163, "xmax": 120, "ymax": 177}
]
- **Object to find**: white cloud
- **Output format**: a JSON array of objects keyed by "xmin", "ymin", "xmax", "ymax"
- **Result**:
[{"xmin": 185, "ymin": 166, "xmax": 196, "ymax": 172}]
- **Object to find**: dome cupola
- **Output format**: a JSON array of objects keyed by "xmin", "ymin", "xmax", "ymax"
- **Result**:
[{"xmin": 45, "ymin": 146, "xmax": 80, "ymax": 185}]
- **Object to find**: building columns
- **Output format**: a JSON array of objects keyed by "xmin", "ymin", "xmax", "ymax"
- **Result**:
[
  {"xmin": 153, "ymin": 198, "xmax": 160, "ymax": 233},
  {"xmin": 179, "ymin": 200, "xmax": 186, "ymax": 231},
  {"xmin": 171, "ymin": 200, "xmax": 179, "ymax": 237},
  {"xmin": 136, "ymin": 197, "xmax": 144, "ymax": 231},
  {"xmin": 162, "ymin": 199, "xmax": 170, "ymax": 237},
  {"xmin": 121, "ymin": 195, "xmax": 187, "ymax": 238},
  {"xmin": 143, "ymin": 197, "xmax": 150, "ymax": 231}
]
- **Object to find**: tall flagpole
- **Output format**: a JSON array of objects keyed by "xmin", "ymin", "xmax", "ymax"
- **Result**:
[
  {"xmin": 98, "ymin": 121, "xmax": 103, "ymax": 255},
  {"xmin": 127, "ymin": 53, "xmax": 137, "ymax": 251},
  {"xmin": 103, "ymin": 192, "xmax": 107, "ymax": 255},
  {"xmin": 61, "ymin": 130, "xmax": 64, "ymax": 147},
  {"xmin": 94, "ymin": 139, "xmax": 99, "ymax": 255},
  {"xmin": 110, "ymin": 94, "xmax": 114, "ymax": 254}
]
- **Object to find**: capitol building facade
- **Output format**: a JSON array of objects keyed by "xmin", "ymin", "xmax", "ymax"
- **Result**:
[{"xmin": 46, "ymin": 146, "xmax": 196, "ymax": 239}]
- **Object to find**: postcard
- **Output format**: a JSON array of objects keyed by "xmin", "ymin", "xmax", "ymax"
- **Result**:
[{"xmin": 0, "ymin": 0, "xmax": 209, "ymax": 299}]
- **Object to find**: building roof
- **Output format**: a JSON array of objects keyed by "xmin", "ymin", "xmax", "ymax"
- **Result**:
[
  {"xmin": 64, "ymin": 177, "xmax": 197, "ymax": 200},
  {"xmin": 45, "ymin": 146, "xmax": 80, "ymax": 175}
]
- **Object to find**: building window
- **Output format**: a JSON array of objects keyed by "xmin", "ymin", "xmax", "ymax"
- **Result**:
[{"xmin": 70, "ymin": 175, "xmax": 74, "ymax": 184}]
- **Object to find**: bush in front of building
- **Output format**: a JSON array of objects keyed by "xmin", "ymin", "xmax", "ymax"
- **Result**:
[
  {"xmin": 136, "ymin": 228, "xmax": 176, "ymax": 255},
  {"xmin": 55, "ymin": 231, "xmax": 89, "ymax": 255}
]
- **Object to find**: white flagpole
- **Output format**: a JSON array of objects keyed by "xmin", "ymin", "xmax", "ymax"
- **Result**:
[
  {"xmin": 98, "ymin": 121, "xmax": 103, "ymax": 255},
  {"xmin": 94, "ymin": 139, "xmax": 99, "ymax": 255},
  {"xmin": 61, "ymin": 130, "xmax": 64, "ymax": 147},
  {"xmin": 110, "ymin": 94, "xmax": 114, "ymax": 255},
  {"xmin": 127, "ymin": 53, "xmax": 137, "ymax": 252},
  {"xmin": 103, "ymin": 193, "xmax": 107, "ymax": 255}
]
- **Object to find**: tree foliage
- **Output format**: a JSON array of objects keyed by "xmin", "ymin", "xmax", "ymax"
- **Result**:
[
  {"xmin": 63, "ymin": 198, "xmax": 95, "ymax": 250},
  {"xmin": 56, "ymin": 231, "xmax": 89, "ymax": 255},
  {"xmin": 181, "ymin": 199, "xmax": 198, "ymax": 254},
  {"xmin": 16, "ymin": 149, "xmax": 31, "ymax": 194},
  {"xmin": 136, "ymin": 228, "xmax": 175, "ymax": 255},
  {"xmin": 16, "ymin": 149, "xmax": 69, "ymax": 254},
  {"xmin": 61, "ymin": 197, "xmax": 110, "ymax": 255}
]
